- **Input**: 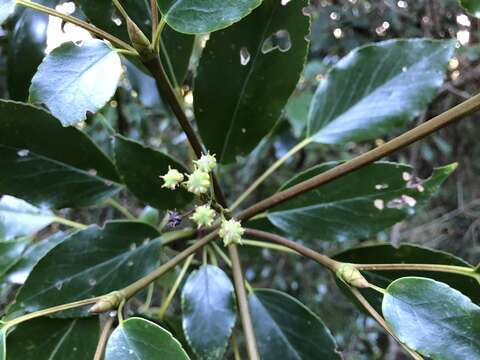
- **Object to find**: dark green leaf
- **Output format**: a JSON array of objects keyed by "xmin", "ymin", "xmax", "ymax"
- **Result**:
[
  {"xmin": 6, "ymin": 317, "xmax": 99, "ymax": 359},
  {"xmin": 334, "ymin": 243, "xmax": 480, "ymax": 313},
  {"xmin": 6, "ymin": 232, "xmax": 66, "ymax": 285},
  {"xmin": 268, "ymin": 162, "xmax": 456, "ymax": 242},
  {"xmin": 114, "ymin": 136, "xmax": 192, "ymax": 210},
  {"xmin": 10, "ymin": 221, "xmax": 160, "ymax": 317},
  {"xmin": 105, "ymin": 317, "xmax": 190, "ymax": 359},
  {"xmin": 0, "ymin": 240, "xmax": 28, "ymax": 278},
  {"xmin": 0, "ymin": 196, "xmax": 53, "ymax": 240},
  {"xmin": 460, "ymin": 0, "xmax": 480, "ymax": 17},
  {"xmin": 0, "ymin": 0, "xmax": 15, "ymax": 25},
  {"xmin": 308, "ymin": 39, "xmax": 454, "ymax": 144},
  {"xmin": 157, "ymin": 0, "xmax": 262, "ymax": 34},
  {"xmin": 29, "ymin": 39, "xmax": 122, "ymax": 126},
  {"xmin": 195, "ymin": 0, "xmax": 310, "ymax": 163},
  {"xmin": 181, "ymin": 265, "xmax": 236, "ymax": 360},
  {"xmin": 249, "ymin": 289, "xmax": 341, "ymax": 360},
  {"xmin": 383, "ymin": 277, "xmax": 480, "ymax": 359},
  {"xmin": 7, "ymin": 1, "xmax": 56, "ymax": 100},
  {"xmin": 0, "ymin": 100, "xmax": 121, "ymax": 209}
]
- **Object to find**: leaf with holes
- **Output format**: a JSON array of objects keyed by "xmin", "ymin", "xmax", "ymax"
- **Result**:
[
  {"xmin": 460, "ymin": 0, "xmax": 480, "ymax": 17},
  {"xmin": 383, "ymin": 277, "xmax": 480, "ymax": 359},
  {"xmin": 0, "ymin": 196, "xmax": 54, "ymax": 240},
  {"xmin": 195, "ymin": 0, "xmax": 310, "ymax": 163},
  {"xmin": 334, "ymin": 243, "xmax": 480, "ymax": 313},
  {"xmin": 157, "ymin": 0, "xmax": 262, "ymax": 34},
  {"xmin": 249, "ymin": 289, "xmax": 342, "ymax": 360},
  {"xmin": 6, "ymin": 317, "xmax": 99, "ymax": 360},
  {"xmin": 308, "ymin": 39, "xmax": 454, "ymax": 145},
  {"xmin": 0, "ymin": 101, "xmax": 121, "ymax": 209},
  {"xmin": 182, "ymin": 265, "xmax": 236, "ymax": 360},
  {"xmin": 105, "ymin": 317, "xmax": 190, "ymax": 360},
  {"xmin": 29, "ymin": 39, "xmax": 122, "ymax": 126},
  {"xmin": 114, "ymin": 136, "xmax": 192, "ymax": 210},
  {"xmin": 0, "ymin": 0, "xmax": 15, "ymax": 25},
  {"xmin": 268, "ymin": 162, "xmax": 456, "ymax": 242},
  {"xmin": 10, "ymin": 221, "xmax": 160, "ymax": 317}
]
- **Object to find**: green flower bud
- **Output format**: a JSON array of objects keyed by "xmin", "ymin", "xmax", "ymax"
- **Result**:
[
  {"xmin": 190, "ymin": 205, "xmax": 216, "ymax": 228},
  {"xmin": 219, "ymin": 219, "xmax": 245, "ymax": 246},
  {"xmin": 185, "ymin": 169, "xmax": 210, "ymax": 195},
  {"xmin": 194, "ymin": 153, "xmax": 217, "ymax": 172},
  {"xmin": 160, "ymin": 167, "xmax": 184, "ymax": 190}
]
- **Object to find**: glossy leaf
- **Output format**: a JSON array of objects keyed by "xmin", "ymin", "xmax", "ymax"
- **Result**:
[
  {"xmin": 157, "ymin": 0, "xmax": 262, "ymax": 34},
  {"xmin": 460, "ymin": 0, "xmax": 480, "ymax": 17},
  {"xmin": 6, "ymin": 232, "xmax": 66, "ymax": 285},
  {"xmin": 11, "ymin": 221, "xmax": 160, "ymax": 317},
  {"xmin": 0, "ymin": 100, "xmax": 121, "ymax": 209},
  {"xmin": 249, "ymin": 289, "xmax": 341, "ymax": 360},
  {"xmin": 308, "ymin": 39, "xmax": 454, "ymax": 144},
  {"xmin": 6, "ymin": 317, "xmax": 99, "ymax": 359},
  {"xmin": 0, "ymin": 240, "xmax": 28, "ymax": 278},
  {"xmin": 0, "ymin": 0, "xmax": 15, "ymax": 25},
  {"xmin": 29, "ymin": 39, "xmax": 122, "ymax": 126},
  {"xmin": 105, "ymin": 317, "xmax": 190, "ymax": 359},
  {"xmin": 334, "ymin": 243, "xmax": 480, "ymax": 312},
  {"xmin": 195, "ymin": 0, "xmax": 310, "ymax": 163},
  {"xmin": 0, "ymin": 196, "xmax": 53, "ymax": 240},
  {"xmin": 7, "ymin": 1, "xmax": 55, "ymax": 100},
  {"xmin": 114, "ymin": 136, "xmax": 192, "ymax": 210},
  {"xmin": 268, "ymin": 162, "xmax": 456, "ymax": 242},
  {"xmin": 182, "ymin": 265, "xmax": 236, "ymax": 360},
  {"xmin": 383, "ymin": 277, "xmax": 480, "ymax": 359}
]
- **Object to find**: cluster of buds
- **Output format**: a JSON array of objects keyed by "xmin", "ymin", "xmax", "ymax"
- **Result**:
[{"xmin": 219, "ymin": 219, "xmax": 245, "ymax": 246}]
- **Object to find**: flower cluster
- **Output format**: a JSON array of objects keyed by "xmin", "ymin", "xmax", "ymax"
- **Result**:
[{"xmin": 219, "ymin": 219, "xmax": 245, "ymax": 246}]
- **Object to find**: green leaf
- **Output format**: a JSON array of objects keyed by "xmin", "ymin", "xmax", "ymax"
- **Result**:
[
  {"xmin": 195, "ymin": 0, "xmax": 310, "ymax": 163},
  {"xmin": 249, "ymin": 289, "xmax": 341, "ymax": 360},
  {"xmin": 268, "ymin": 162, "xmax": 456, "ymax": 242},
  {"xmin": 7, "ymin": 2, "xmax": 55, "ymax": 100},
  {"xmin": 383, "ymin": 277, "xmax": 480, "ymax": 359},
  {"xmin": 181, "ymin": 265, "xmax": 236, "ymax": 360},
  {"xmin": 114, "ymin": 136, "xmax": 192, "ymax": 210},
  {"xmin": 0, "ymin": 196, "xmax": 53, "ymax": 240},
  {"xmin": 10, "ymin": 221, "xmax": 160, "ymax": 317},
  {"xmin": 308, "ymin": 39, "xmax": 454, "ymax": 144},
  {"xmin": 6, "ymin": 317, "xmax": 99, "ymax": 359},
  {"xmin": 105, "ymin": 317, "xmax": 190, "ymax": 359},
  {"xmin": 29, "ymin": 39, "xmax": 122, "ymax": 126},
  {"xmin": 0, "ymin": 327, "xmax": 5, "ymax": 360},
  {"xmin": 334, "ymin": 243, "xmax": 480, "ymax": 312},
  {"xmin": 157, "ymin": 0, "xmax": 262, "ymax": 34},
  {"xmin": 0, "ymin": 0, "xmax": 15, "ymax": 25},
  {"xmin": 6, "ymin": 232, "xmax": 66, "ymax": 285},
  {"xmin": 0, "ymin": 100, "xmax": 121, "ymax": 209},
  {"xmin": 0, "ymin": 240, "xmax": 28, "ymax": 278},
  {"xmin": 460, "ymin": 0, "xmax": 480, "ymax": 17}
]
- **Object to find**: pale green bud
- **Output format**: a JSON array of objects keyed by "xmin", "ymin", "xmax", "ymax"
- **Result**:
[
  {"xmin": 194, "ymin": 153, "xmax": 217, "ymax": 172},
  {"xmin": 160, "ymin": 167, "xmax": 184, "ymax": 190},
  {"xmin": 190, "ymin": 205, "xmax": 216, "ymax": 228},
  {"xmin": 219, "ymin": 219, "xmax": 245, "ymax": 246},
  {"xmin": 185, "ymin": 169, "xmax": 210, "ymax": 195}
]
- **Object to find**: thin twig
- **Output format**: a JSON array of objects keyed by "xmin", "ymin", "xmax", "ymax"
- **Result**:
[{"xmin": 93, "ymin": 316, "xmax": 115, "ymax": 360}]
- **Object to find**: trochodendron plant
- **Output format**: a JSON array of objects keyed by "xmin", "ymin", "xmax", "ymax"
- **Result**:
[{"xmin": 0, "ymin": 0, "xmax": 479, "ymax": 359}]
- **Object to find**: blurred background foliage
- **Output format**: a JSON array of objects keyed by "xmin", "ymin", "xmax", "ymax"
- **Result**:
[{"xmin": 1, "ymin": 0, "xmax": 479, "ymax": 358}]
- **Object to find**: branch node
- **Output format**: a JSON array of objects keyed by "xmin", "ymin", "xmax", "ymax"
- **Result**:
[
  {"xmin": 89, "ymin": 291, "xmax": 124, "ymax": 314},
  {"xmin": 336, "ymin": 264, "xmax": 370, "ymax": 288}
]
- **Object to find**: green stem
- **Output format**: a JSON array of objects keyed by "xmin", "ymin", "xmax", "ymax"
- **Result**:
[
  {"xmin": 5, "ymin": 297, "xmax": 101, "ymax": 329},
  {"xmin": 104, "ymin": 198, "xmax": 136, "ymax": 220},
  {"xmin": 161, "ymin": 228, "xmax": 196, "ymax": 245},
  {"xmin": 140, "ymin": 284, "xmax": 155, "ymax": 313},
  {"xmin": 368, "ymin": 284, "xmax": 387, "ymax": 295},
  {"xmin": 354, "ymin": 263, "xmax": 478, "ymax": 280},
  {"xmin": 158, "ymin": 254, "xmax": 194, "ymax": 319},
  {"xmin": 150, "ymin": 0, "xmax": 159, "ymax": 37},
  {"xmin": 242, "ymin": 239, "xmax": 299, "ymax": 254},
  {"xmin": 237, "ymin": 92, "xmax": 480, "ymax": 222},
  {"xmin": 152, "ymin": 19, "xmax": 166, "ymax": 53},
  {"xmin": 231, "ymin": 138, "xmax": 312, "ymax": 210},
  {"xmin": 52, "ymin": 216, "xmax": 87, "ymax": 230},
  {"xmin": 15, "ymin": 0, "xmax": 136, "ymax": 52},
  {"xmin": 111, "ymin": 0, "xmax": 130, "ymax": 21}
]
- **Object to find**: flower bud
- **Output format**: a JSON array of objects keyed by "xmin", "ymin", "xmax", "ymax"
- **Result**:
[
  {"xmin": 336, "ymin": 264, "xmax": 370, "ymax": 288},
  {"xmin": 194, "ymin": 153, "xmax": 217, "ymax": 173},
  {"xmin": 160, "ymin": 167, "xmax": 184, "ymax": 190},
  {"xmin": 190, "ymin": 205, "xmax": 216, "ymax": 228},
  {"xmin": 185, "ymin": 169, "xmax": 210, "ymax": 195},
  {"xmin": 219, "ymin": 219, "xmax": 245, "ymax": 246}
]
